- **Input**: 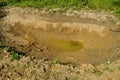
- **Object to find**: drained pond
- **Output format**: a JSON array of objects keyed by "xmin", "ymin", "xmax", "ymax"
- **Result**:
[{"xmin": 0, "ymin": 8, "xmax": 120, "ymax": 65}]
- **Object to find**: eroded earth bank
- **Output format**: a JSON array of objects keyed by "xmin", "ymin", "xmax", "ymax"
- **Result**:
[{"xmin": 0, "ymin": 7, "xmax": 120, "ymax": 80}]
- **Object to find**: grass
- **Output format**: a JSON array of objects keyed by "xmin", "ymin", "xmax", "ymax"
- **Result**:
[
  {"xmin": 45, "ymin": 71, "xmax": 51, "ymax": 80},
  {"xmin": 93, "ymin": 68, "xmax": 103, "ymax": 75},
  {"xmin": 0, "ymin": 0, "xmax": 8, "ymax": 7},
  {"xmin": 117, "ymin": 66, "xmax": 120, "ymax": 70},
  {"xmin": 52, "ymin": 58, "xmax": 60, "ymax": 64},
  {"xmin": 10, "ymin": 51, "xmax": 20, "ymax": 61},
  {"xmin": 0, "ymin": 0, "xmax": 120, "ymax": 18},
  {"xmin": 88, "ymin": 0, "xmax": 112, "ymax": 10},
  {"xmin": 0, "ymin": 39, "xmax": 25, "ymax": 61},
  {"xmin": 71, "ymin": 77, "xmax": 78, "ymax": 80}
]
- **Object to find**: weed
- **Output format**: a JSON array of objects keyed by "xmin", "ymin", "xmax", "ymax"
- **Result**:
[
  {"xmin": 52, "ymin": 58, "xmax": 60, "ymax": 64},
  {"xmin": 16, "ymin": 62, "xmax": 20, "ymax": 67},
  {"xmin": 10, "ymin": 52, "xmax": 20, "ymax": 61},
  {"xmin": 71, "ymin": 77, "xmax": 78, "ymax": 80},
  {"xmin": 53, "ymin": 72, "xmax": 62, "ymax": 80},
  {"xmin": 104, "ymin": 61, "xmax": 111, "ymax": 71},
  {"xmin": 9, "ymin": 64, "xmax": 15, "ymax": 69},
  {"xmin": 117, "ymin": 66, "xmax": 120, "ymax": 70},
  {"xmin": 3, "ymin": 46, "xmax": 9, "ymax": 51},
  {"xmin": 23, "ymin": 65, "xmax": 26, "ymax": 69},
  {"xmin": 45, "ymin": 71, "xmax": 51, "ymax": 80},
  {"xmin": 93, "ymin": 68, "xmax": 103, "ymax": 75}
]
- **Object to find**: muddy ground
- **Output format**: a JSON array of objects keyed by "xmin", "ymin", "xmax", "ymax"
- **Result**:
[{"xmin": 0, "ymin": 7, "xmax": 120, "ymax": 80}]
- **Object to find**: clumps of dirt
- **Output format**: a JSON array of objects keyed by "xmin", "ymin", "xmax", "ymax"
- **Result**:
[
  {"xmin": 4, "ymin": 7, "xmax": 119, "ymax": 24},
  {"xmin": 0, "ymin": 49, "xmax": 120, "ymax": 80}
]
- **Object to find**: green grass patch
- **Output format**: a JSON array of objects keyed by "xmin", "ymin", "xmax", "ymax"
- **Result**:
[
  {"xmin": 118, "ymin": 66, "xmax": 120, "ymax": 70},
  {"xmin": 52, "ymin": 58, "xmax": 60, "ymax": 64},
  {"xmin": 88, "ymin": 0, "xmax": 113, "ymax": 10},
  {"xmin": 0, "ymin": 0, "xmax": 120, "ymax": 18},
  {"xmin": 6, "ymin": 0, "xmax": 87, "ymax": 9},
  {"xmin": 10, "ymin": 51, "xmax": 20, "ymax": 61}
]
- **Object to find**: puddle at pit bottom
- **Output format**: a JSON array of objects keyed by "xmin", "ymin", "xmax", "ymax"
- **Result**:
[{"xmin": 47, "ymin": 39, "xmax": 83, "ymax": 51}]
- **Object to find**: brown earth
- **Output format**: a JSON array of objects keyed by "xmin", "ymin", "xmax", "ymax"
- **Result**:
[
  {"xmin": 1, "ymin": 48, "xmax": 120, "ymax": 80},
  {"xmin": 0, "ymin": 7, "xmax": 120, "ymax": 65}
]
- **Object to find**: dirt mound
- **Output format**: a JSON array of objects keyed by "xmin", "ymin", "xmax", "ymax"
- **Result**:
[{"xmin": 0, "ymin": 7, "xmax": 120, "ymax": 65}]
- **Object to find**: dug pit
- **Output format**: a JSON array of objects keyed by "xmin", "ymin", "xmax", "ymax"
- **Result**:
[{"xmin": 0, "ymin": 8, "xmax": 120, "ymax": 65}]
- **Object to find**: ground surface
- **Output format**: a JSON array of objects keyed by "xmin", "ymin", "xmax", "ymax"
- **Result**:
[
  {"xmin": 0, "ymin": 49, "xmax": 120, "ymax": 80},
  {"xmin": 0, "ymin": 7, "xmax": 120, "ymax": 80}
]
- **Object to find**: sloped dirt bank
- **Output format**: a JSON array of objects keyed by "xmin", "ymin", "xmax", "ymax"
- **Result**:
[{"xmin": 0, "ymin": 7, "xmax": 120, "ymax": 65}]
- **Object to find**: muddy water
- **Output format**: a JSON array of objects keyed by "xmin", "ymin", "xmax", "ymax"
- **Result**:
[
  {"xmin": 1, "ymin": 14, "xmax": 120, "ymax": 65},
  {"xmin": 47, "ymin": 39, "xmax": 83, "ymax": 51}
]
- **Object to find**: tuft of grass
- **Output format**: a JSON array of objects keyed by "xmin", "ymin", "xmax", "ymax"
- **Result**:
[
  {"xmin": 71, "ymin": 77, "xmax": 78, "ymax": 80},
  {"xmin": 22, "ymin": 64, "xmax": 28, "ymax": 70},
  {"xmin": 45, "ymin": 71, "xmax": 51, "ymax": 80},
  {"xmin": 93, "ymin": 68, "xmax": 103, "ymax": 75},
  {"xmin": 52, "ymin": 58, "xmax": 60, "ymax": 64},
  {"xmin": 117, "ymin": 66, "xmax": 120, "ymax": 70},
  {"xmin": 10, "ymin": 51, "xmax": 21, "ymax": 61}
]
